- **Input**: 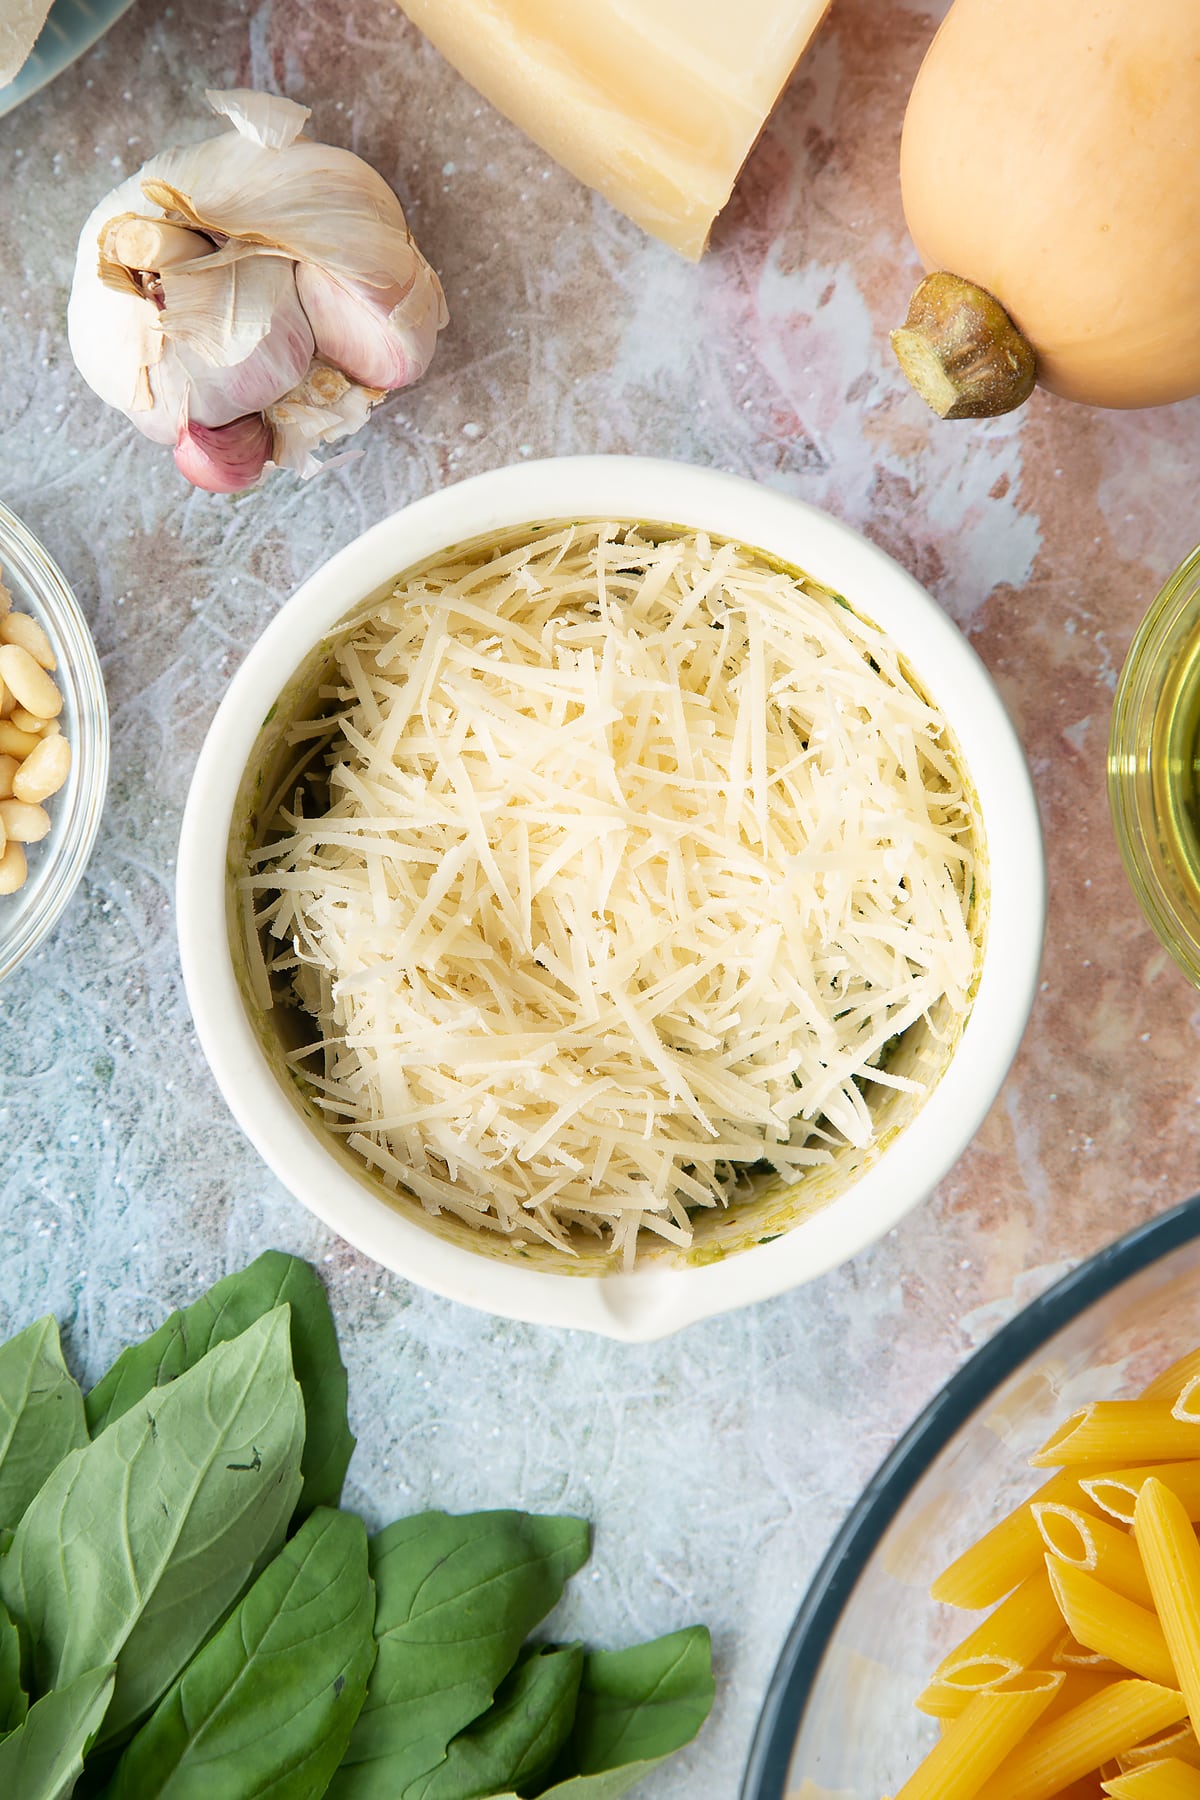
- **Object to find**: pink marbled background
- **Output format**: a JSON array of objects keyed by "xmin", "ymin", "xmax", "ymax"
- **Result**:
[{"xmin": 3, "ymin": 0, "xmax": 1200, "ymax": 1791}]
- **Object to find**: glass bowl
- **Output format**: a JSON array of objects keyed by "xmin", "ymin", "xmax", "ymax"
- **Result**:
[
  {"xmin": 0, "ymin": 502, "xmax": 108, "ymax": 982},
  {"xmin": 741, "ymin": 1194, "xmax": 1200, "ymax": 1798},
  {"xmin": 1110, "ymin": 545, "xmax": 1200, "ymax": 987}
]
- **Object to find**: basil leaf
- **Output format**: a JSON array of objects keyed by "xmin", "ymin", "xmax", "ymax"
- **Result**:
[
  {"xmin": 330, "ymin": 1511, "xmax": 589, "ymax": 1798},
  {"xmin": 0, "ymin": 1316, "xmax": 87, "ymax": 1530},
  {"xmin": 405, "ymin": 1644, "xmax": 583, "ymax": 1800},
  {"xmin": 0, "ymin": 1662, "xmax": 114, "ymax": 1800},
  {"xmin": 104, "ymin": 1506, "xmax": 375, "ymax": 1799},
  {"xmin": 491, "ymin": 1762, "xmax": 673, "ymax": 1799},
  {"xmin": 3, "ymin": 1305, "xmax": 304, "ymax": 1749},
  {"xmin": 562, "ymin": 1628, "xmax": 714, "ymax": 1775},
  {"xmin": 492, "ymin": 1629, "xmax": 714, "ymax": 1798},
  {"xmin": 0, "ymin": 1595, "xmax": 27, "ymax": 1733},
  {"xmin": 85, "ymin": 1251, "xmax": 353, "ymax": 1519}
]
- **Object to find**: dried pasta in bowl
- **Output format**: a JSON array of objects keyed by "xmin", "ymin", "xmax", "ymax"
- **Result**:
[{"xmin": 891, "ymin": 1346, "xmax": 1200, "ymax": 1800}]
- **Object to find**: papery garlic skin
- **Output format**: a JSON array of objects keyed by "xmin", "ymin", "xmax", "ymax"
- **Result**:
[{"xmin": 67, "ymin": 89, "xmax": 447, "ymax": 489}]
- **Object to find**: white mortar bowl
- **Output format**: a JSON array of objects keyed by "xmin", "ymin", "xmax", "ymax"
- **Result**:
[{"xmin": 177, "ymin": 457, "xmax": 1044, "ymax": 1341}]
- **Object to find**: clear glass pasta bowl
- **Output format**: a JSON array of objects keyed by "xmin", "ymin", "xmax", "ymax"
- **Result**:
[
  {"xmin": 0, "ymin": 502, "xmax": 108, "ymax": 982},
  {"xmin": 741, "ymin": 1196, "xmax": 1200, "ymax": 1799}
]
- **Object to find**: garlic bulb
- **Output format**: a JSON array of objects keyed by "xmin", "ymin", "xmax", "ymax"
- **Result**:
[{"xmin": 67, "ymin": 89, "xmax": 448, "ymax": 492}]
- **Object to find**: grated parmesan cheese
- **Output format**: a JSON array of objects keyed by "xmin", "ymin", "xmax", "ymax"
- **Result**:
[{"xmin": 247, "ymin": 524, "xmax": 980, "ymax": 1264}]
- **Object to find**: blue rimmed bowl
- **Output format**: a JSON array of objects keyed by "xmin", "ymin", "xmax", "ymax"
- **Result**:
[{"xmin": 742, "ymin": 1196, "xmax": 1200, "ymax": 1797}]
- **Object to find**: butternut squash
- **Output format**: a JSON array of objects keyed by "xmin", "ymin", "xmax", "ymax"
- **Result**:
[{"xmin": 892, "ymin": 0, "xmax": 1200, "ymax": 417}]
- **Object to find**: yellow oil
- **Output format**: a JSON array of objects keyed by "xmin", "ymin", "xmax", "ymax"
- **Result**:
[{"xmin": 1153, "ymin": 621, "xmax": 1200, "ymax": 909}]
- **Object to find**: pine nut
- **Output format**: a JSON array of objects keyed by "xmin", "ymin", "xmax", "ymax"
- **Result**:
[
  {"xmin": 0, "ymin": 646, "xmax": 61, "ymax": 719},
  {"xmin": 9, "ymin": 706, "xmax": 51, "ymax": 734},
  {"xmin": 0, "ymin": 721, "xmax": 40, "ymax": 759},
  {"xmin": 12, "ymin": 735, "xmax": 70, "ymax": 804},
  {"xmin": 0, "ymin": 799, "xmax": 50, "ymax": 843},
  {"xmin": 0, "ymin": 841, "xmax": 26, "ymax": 894},
  {"xmin": 0, "ymin": 612, "xmax": 55, "ymax": 670},
  {"xmin": 0, "ymin": 601, "xmax": 74, "ymax": 895}
]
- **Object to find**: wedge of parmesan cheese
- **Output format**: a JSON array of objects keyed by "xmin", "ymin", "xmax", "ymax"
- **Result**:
[
  {"xmin": 397, "ymin": 0, "xmax": 833, "ymax": 257},
  {"xmin": 0, "ymin": 0, "xmax": 52, "ymax": 87},
  {"xmin": 248, "ymin": 524, "xmax": 980, "ymax": 1265}
]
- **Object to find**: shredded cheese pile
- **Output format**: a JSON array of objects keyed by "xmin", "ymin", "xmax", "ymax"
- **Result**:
[{"xmin": 248, "ymin": 525, "xmax": 979, "ymax": 1263}]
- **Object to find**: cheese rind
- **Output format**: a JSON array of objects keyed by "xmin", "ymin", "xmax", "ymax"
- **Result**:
[{"xmin": 398, "ymin": 0, "xmax": 833, "ymax": 257}]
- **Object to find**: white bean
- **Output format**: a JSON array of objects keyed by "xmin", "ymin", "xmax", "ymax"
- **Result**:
[
  {"xmin": 0, "ymin": 612, "xmax": 55, "ymax": 670},
  {"xmin": 13, "ymin": 735, "xmax": 70, "ymax": 804},
  {"xmin": 0, "ymin": 840, "xmax": 26, "ymax": 894},
  {"xmin": 0, "ymin": 799, "xmax": 50, "ymax": 843},
  {"xmin": 0, "ymin": 755, "xmax": 16, "ymax": 802},
  {"xmin": 0, "ymin": 646, "xmax": 61, "ymax": 719}
]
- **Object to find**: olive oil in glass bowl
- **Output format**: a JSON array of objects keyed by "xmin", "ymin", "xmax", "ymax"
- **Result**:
[{"xmin": 1110, "ymin": 545, "xmax": 1200, "ymax": 986}]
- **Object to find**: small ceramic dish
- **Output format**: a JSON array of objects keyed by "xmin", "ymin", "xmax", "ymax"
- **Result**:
[
  {"xmin": 176, "ymin": 457, "xmax": 1044, "ymax": 1340},
  {"xmin": 0, "ymin": 0, "xmax": 137, "ymax": 119},
  {"xmin": 0, "ymin": 502, "xmax": 108, "ymax": 983}
]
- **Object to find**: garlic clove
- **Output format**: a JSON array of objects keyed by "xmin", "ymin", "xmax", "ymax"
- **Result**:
[
  {"xmin": 69, "ymin": 89, "xmax": 448, "ymax": 485},
  {"xmin": 159, "ymin": 250, "xmax": 315, "ymax": 421},
  {"xmin": 174, "ymin": 412, "xmax": 273, "ymax": 492},
  {"xmin": 295, "ymin": 263, "xmax": 447, "ymax": 391},
  {"xmin": 100, "ymin": 216, "xmax": 213, "ymax": 300}
]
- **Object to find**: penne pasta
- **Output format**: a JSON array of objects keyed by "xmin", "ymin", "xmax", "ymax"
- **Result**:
[
  {"xmin": 1083, "ymin": 1465, "xmax": 1200, "ymax": 1528},
  {"xmin": 923, "ymin": 1567, "xmax": 1063, "ymax": 1699},
  {"xmin": 1040, "ymin": 1668, "xmax": 1133, "ymax": 1722},
  {"xmin": 1142, "ymin": 1351, "xmax": 1200, "ymax": 1406},
  {"xmin": 1032, "ymin": 1405, "xmax": 1200, "ymax": 1470},
  {"xmin": 932, "ymin": 1471, "xmax": 1098, "ymax": 1610},
  {"xmin": 1052, "ymin": 1630, "xmax": 1126, "ymax": 1673},
  {"xmin": 1119, "ymin": 1726, "xmax": 1200, "ymax": 1772},
  {"xmin": 917, "ymin": 1663, "xmax": 1020, "ymax": 1721},
  {"xmin": 893, "ymin": 1348, "xmax": 1200, "ymax": 1800},
  {"xmin": 1135, "ymin": 1480, "xmax": 1200, "ymax": 1734},
  {"xmin": 1035, "ymin": 1504, "xmax": 1157, "ymax": 1608},
  {"xmin": 1046, "ymin": 1558, "xmax": 1178, "ymax": 1688},
  {"xmin": 970, "ymin": 1681, "xmax": 1189, "ymax": 1800},
  {"xmin": 895, "ymin": 1671, "xmax": 1064, "ymax": 1800},
  {"xmin": 1102, "ymin": 1757, "xmax": 1200, "ymax": 1798}
]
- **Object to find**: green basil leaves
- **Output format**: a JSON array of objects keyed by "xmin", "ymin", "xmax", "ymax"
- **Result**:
[
  {"xmin": 0, "ymin": 1257, "xmax": 713, "ymax": 1799},
  {"xmin": 0, "ymin": 1317, "xmax": 87, "ymax": 1530},
  {"xmin": 85, "ymin": 1250, "xmax": 354, "ymax": 1519},
  {"xmin": 106, "ymin": 1507, "xmax": 375, "ymax": 1798},
  {"xmin": 332, "ymin": 1511, "xmax": 589, "ymax": 1797},
  {"xmin": 3, "ymin": 1304, "xmax": 305, "ymax": 1746}
]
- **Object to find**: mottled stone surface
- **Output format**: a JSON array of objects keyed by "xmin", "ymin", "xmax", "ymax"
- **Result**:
[{"xmin": 3, "ymin": 0, "xmax": 1200, "ymax": 1790}]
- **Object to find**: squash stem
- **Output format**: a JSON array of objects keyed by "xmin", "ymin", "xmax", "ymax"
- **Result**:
[{"xmin": 891, "ymin": 272, "xmax": 1036, "ymax": 419}]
